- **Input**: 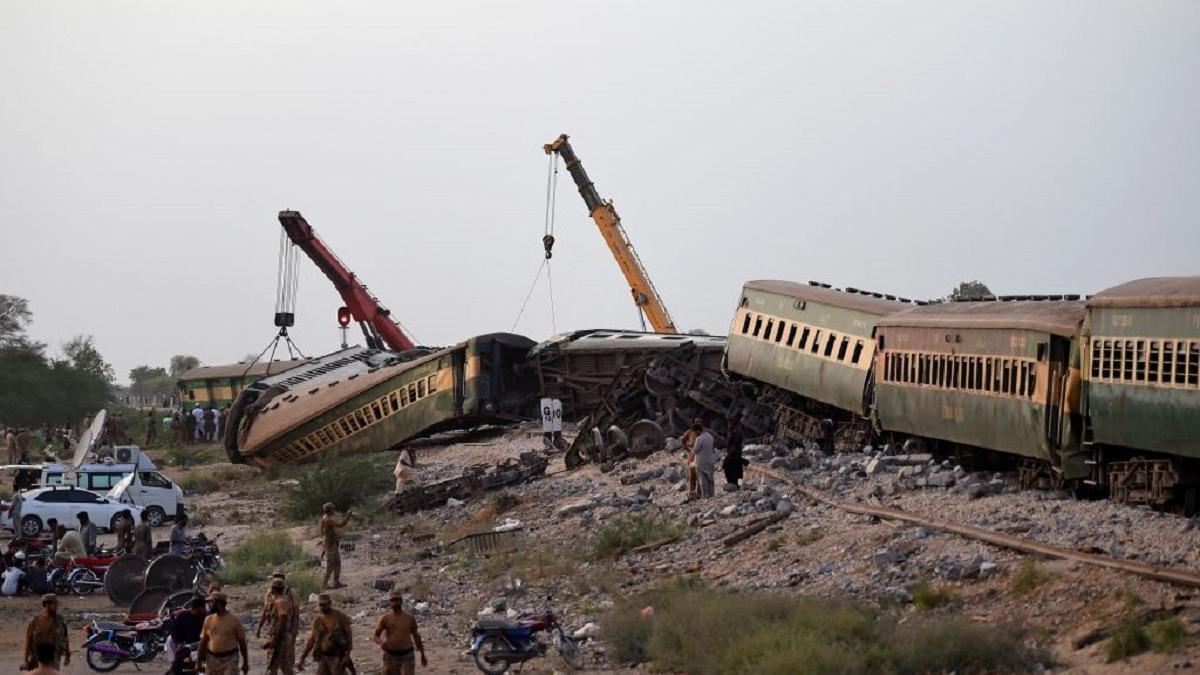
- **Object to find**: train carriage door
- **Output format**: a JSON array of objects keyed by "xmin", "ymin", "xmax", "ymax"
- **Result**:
[
  {"xmin": 452, "ymin": 352, "xmax": 466, "ymax": 415},
  {"xmin": 1043, "ymin": 337, "xmax": 1069, "ymax": 448}
]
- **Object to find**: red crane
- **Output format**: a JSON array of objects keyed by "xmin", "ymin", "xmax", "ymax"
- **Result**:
[{"xmin": 278, "ymin": 210, "xmax": 416, "ymax": 351}]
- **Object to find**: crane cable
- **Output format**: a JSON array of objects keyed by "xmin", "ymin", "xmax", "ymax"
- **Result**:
[{"xmin": 513, "ymin": 153, "xmax": 561, "ymax": 332}]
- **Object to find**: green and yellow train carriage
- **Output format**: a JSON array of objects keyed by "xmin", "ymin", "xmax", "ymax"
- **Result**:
[
  {"xmin": 874, "ymin": 300, "xmax": 1087, "ymax": 480},
  {"xmin": 225, "ymin": 333, "xmax": 535, "ymax": 468},
  {"xmin": 725, "ymin": 280, "xmax": 912, "ymax": 445},
  {"xmin": 176, "ymin": 360, "xmax": 307, "ymax": 411},
  {"xmin": 1082, "ymin": 277, "xmax": 1200, "ymax": 505}
]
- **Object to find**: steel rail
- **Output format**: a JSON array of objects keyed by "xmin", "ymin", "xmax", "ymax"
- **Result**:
[{"xmin": 752, "ymin": 465, "xmax": 1200, "ymax": 589}]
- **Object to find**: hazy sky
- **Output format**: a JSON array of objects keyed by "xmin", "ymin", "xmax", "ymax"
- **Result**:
[{"xmin": 2, "ymin": 1, "xmax": 1197, "ymax": 384}]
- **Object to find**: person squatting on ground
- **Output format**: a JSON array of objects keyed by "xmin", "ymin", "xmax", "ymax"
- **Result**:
[
  {"xmin": 258, "ymin": 574, "xmax": 300, "ymax": 675},
  {"xmin": 319, "ymin": 503, "xmax": 353, "ymax": 590},
  {"xmin": 24, "ymin": 593, "xmax": 69, "ymax": 670},
  {"xmin": 298, "ymin": 593, "xmax": 355, "ymax": 675},
  {"xmin": 198, "ymin": 591, "xmax": 249, "ymax": 674},
  {"xmin": 373, "ymin": 590, "xmax": 427, "ymax": 675},
  {"xmin": 691, "ymin": 421, "xmax": 717, "ymax": 499}
]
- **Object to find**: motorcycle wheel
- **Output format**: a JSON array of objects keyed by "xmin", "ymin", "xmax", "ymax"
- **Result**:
[
  {"xmin": 86, "ymin": 643, "xmax": 123, "ymax": 673},
  {"xmin": 71, "ymin": 569, "xmax": 100, "ymax": 596},
  {"xmin": 555, "ymin": 633, "xmax": 585, "ymax": 670},
  {"xmin": 472, "ymin": 636, "xmax": 511, "ymax": 675}
]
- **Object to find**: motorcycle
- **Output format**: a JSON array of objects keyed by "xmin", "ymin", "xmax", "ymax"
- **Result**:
[
  {"xmin": 47, "ymin": 553, "xmax": 117, "ymax": 596},
  {"xmin": 470, "ymin": 599, "xmax": 584, "ymax": 674},
  {"xmin": 82, "ymin": 616, "xmax": 170, "ymax": 672}
]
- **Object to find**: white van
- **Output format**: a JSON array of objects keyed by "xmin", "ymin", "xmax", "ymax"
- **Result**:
[{"xmin": 41, "ymin": 448, "xmax": 183, "ymax": 527}]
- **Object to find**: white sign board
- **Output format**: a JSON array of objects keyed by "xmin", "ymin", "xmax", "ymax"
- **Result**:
[{"xmin": 540, "ymin": 398, "xmax": 563, "ymax": 433}]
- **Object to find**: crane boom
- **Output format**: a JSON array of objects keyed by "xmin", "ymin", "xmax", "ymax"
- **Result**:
[
  {"xmin": 277, "ymin": 210, "xmax": 416, "ymax": 351},
  {"xmin": 544, "ymin": 134, "xmax": 679, "ymax": 334}
]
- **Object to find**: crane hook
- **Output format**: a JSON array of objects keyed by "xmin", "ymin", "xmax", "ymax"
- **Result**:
[{"xmin": 543, "ymin": 234, "xmax": 555, "ymax": 260}]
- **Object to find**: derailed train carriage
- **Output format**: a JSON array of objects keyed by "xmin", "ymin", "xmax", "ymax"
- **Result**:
[
  {"xmin": 224, "ymin": 334, "xmax": 536, "ymax": 468},
  {"xmin": 724, "ymin": 275, "xmax": 1200, "ymax": 508},
  {"xmin": 724, "ymin": 280, "xmax": 915, "ymax": 448}
]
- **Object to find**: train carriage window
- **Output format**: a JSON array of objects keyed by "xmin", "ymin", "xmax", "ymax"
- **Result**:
[
  {"xmin": 399, "ymin": 388, "xmax": 409, "ymax": 407},
  {"xmin": 851, "ymin": 340, "xmax": 864, "ymax": 365},
  {"xmin": 388, "ymin": 392, "xmax": 399, "ymax": 410},
  {"xmin": 975, "ymin": 358, "xmax": 984, "ymax": 392},
  {"xmin": 984, "ymin": 358, "xmax": 993, "ymax": 392},
  {"xmin": 1135, "ymin": 340, "xmax": 1147, "ymax": 382},
  {"xmin": 1175, "ymin": 341, "xmax": 1187, "ymax": 385},
  {"xmin": 763, "ymin": 319, "xmax": 774, "ymax": 341},
  {"xmin": 1115, "ymin": 339, "xmax": 1125, "ymax": 380},
  {"xmin": 774, "ymin": 321, "xmax": 786, "ymax": 343},
  {"xmin": 741, "ymin": 314, "xmax": 752, "ymax": 334},
  {"xmin": 940, "ymin": 355, "xmax": 948, "ymax": 388},
  {"xmin": 1090, "ymin": 341, "xmax": 1100, "ymax": 379},
  {"xmin": 1018, "ymin": 362, "xmax": 1027, "ymax": 397},
  {"xmin": 1001, "ymin": 360, "xmax": 1011, "ymax": 395},
  {"xmin": 918, "ymin": 354, "xmax": 928, "ymax": 385},
  {"xmin": 408, "ymin": 384, "xmax": 418, "ymax": 402},
  {"xmin": 811, "ymin": 330, "xmax": 822, "ymax": 354},
  {"xmin": 372, "ymin": 401, "xmax": 384, "ymax": 419},
  {"xmin": 1148, "ymin": 341, "xmax": 1161, "ymax": 383},
  {"xmin": 824, "ymin": 333, "xmax": 837, "ymax": 358},
  {"xmin": 786, "ymin": 325, "xmax": 798, "ymax": 347},
  {"xmin": 1101, "ymin": 340, "xmax": 1112, "ymax": 380},
  {"xmin": 951, "ymin": 357, "xmax": 960, "ymax": 390},
  {"xmin": 837, "ymin": 337, "xmax": 849, "ymax": 362},
  {"xmin": 417, "ymin": 380, "xmax": 426, "ymax": 398},
  {"xmin": 753, "ymin": 316, "xmax": 763, "ymax": 337},
  {"xmin": 1189, "ymin": 342, "xmax": 1199, "ymax": 387},
  {"xmin": 1163, "ymin": 342, "xmax": 1175, "ymax": 384},
  {"xmin": 1028, "ymin": 360, "xmax": 1037, "ymax": 397},
  {"xmin": 1118, "ymin": 338, "xmax": 1128, "ymax": 381},
  {"xmin": 428, "ymin": 375, "xmax": 438, "ymax": 393},
  {"xmin": 798, "ymin": 327, "xmax": 811, "ymax": 350}
]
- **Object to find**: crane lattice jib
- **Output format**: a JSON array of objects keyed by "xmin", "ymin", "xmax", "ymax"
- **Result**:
[
  {"xmin": 277, "ymin": 210, "xmax": 416, "ymax": 351},
  {"xmin": 543, "ymin": 134, "xmax": 678, "ymax": 334}
]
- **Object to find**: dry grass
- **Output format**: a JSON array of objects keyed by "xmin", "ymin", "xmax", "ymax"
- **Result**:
[
  {"xmin": 911, "ymin": 583, "xmax": 961, "ymax": 612},
  {"xmin": 1012, "ymin": 558, "xmax": 1051, "ymax": 595}
]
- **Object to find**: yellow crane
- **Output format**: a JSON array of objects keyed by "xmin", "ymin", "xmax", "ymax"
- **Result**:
[{"xmin": 543, "ymin": 134, "xmax": 679, "ymax": 334}]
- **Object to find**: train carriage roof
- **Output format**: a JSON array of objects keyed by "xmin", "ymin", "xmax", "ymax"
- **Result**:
[
  {"xmin": 878, "ymin": 300, "xmax": 1086, "ymax": 338},
  {"xmin": 743, "ymin": 280, "xmax": 911, "ymax": 316},
  {"xmin": 1088, "ymin": 277, "xmax": 1200, "ymax": 309}
]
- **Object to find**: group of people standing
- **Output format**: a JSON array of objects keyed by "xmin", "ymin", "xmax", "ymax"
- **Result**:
[
  {"xmin": 161, "ymin": 405, "xmax": 226, "ymax": 446},
  {"xmin": 681, "ymin": 417, "xmax": 747, "ymax": 500}
]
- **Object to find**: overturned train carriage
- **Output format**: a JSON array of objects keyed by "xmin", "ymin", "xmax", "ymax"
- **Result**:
[
  {"xmin": 725, "ymin": 280, "xmax": 914, "ymax": 448},
  {"xmin": 224, "ymin": 333, "xmax": 536, "ymax": 467}
]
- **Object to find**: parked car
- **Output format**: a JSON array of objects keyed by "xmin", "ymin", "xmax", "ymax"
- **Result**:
[
  {"xmin": 41, "ymin": 448, "xmax": 184, "ymax": 527},
  {"xmin": 9, "ymin": 485, "xmax": 142, "ymax": 538}
]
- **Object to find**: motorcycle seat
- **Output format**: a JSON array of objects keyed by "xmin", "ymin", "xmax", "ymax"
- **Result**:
[
  {"xmin": 93, "ymin": 621, "xmax": 133, "ymax": 632},
  {"xmin": 474, "ymin": 617, "xmax": 520, "ymax": 631}
]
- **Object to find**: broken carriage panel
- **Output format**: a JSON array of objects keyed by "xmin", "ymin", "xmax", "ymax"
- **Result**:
[
  {"xmin": 526, "ymin": 329, "xmax": 727, "ymax": 420},
  {"xmin": 726, "ymin": 280, "xmax": 911, "ymax": 448},
  {"xmin": 385, "ymin": 453, "xmax": 548, "ymax": 515},
  {"xmin": 1083, "ymin": 277, "xmax": 1200, "ymax": 506},
  {"xmin": 874, "ymin": 299, "xmax": 1087, "ymax": 478},
  {"xmin": 225, "ymin": 334, "xmax": 537, "ymax": 468}
]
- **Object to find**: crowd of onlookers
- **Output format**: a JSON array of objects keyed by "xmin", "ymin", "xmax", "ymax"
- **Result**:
[{"xmin": 159, "ymin": 405, "xmax": 228, "ymax": 446}]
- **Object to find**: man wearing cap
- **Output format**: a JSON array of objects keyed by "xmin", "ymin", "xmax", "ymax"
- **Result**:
[
  {"xmin": 259, "ymin": 576, "xmax": 300, "ymax": 675},
  {"xmin": 198, "ymin": 592, "xmax": 249, "ymax": 674},
  {"xmin": 319, "ymin": 504, "xmax": 353, "ymax": 590},
  {"xmin": 298, "ymin": 593, "xmax": 353, "ymax": 675},
  {"xmin": 373, "ymin": 591, "xmax": 427, "ymax": 674},
  {"xmin": 24, "ymin": 593, "xmax": 69, "ymax": 669}
]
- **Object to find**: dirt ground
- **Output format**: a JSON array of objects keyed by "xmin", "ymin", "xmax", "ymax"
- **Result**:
[{"xmin": 5, "ymin": 430, "xmax": 1200, "ymax": 673}]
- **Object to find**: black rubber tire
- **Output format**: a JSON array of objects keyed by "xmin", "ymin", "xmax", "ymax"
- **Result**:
[
  {"xmin": 472, "ymin": 635, "xmax": 511, "ymax": 675},
  {"xmin": 86, "ymin": 642, "xmax": 123, "ymax": 672},
  {"xmin": 143, "ymin": 506, "xmax": 166, "ymax": 528},
  {"xmin": 70, "ymin": 568, "xmax": 100, "ymax": 596},
  {"xmin": 556, "ymin": 633, "xmax": 585, "ymax": 670},
  {"xmin": 20, "ymin": 515, "xmax": 43, "ymax": 538}
]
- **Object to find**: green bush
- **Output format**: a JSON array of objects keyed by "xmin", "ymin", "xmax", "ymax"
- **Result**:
[
  {"xmin": 283, "ymin": 456, "xmax": 392, "ymax": 520},
  {"xmin": 177, "ymin": 466, "xmax": 254, "ymax": 495},
  {"xmin": 219, "ymin": 531, "xmax": 307, "ymax": 586},
  {"xmin": 1012, "ymin": 558, "xmax": 1049, "ymax": 595},
  {"xmin": 602, "ymin": 585, "xmax": 1047, "ymax": 674},
  {"xmin": 1146, "ymin": 617, "xmax": 1186, "ymax": 652},
  {"xmin": 1107, "ymin": 621, "xmax": 1151, "ymax": 662},
  {"xmin": 590, "ymin": 514, "xmax": 685, "ymax": 559},
  {"xmin": 911, "ymin": 582, "xmax": 960, "ymax": 612}
]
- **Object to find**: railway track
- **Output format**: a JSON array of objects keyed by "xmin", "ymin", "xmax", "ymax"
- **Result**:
[{"xmin": 752, "ymin": 465, "xmax": 1200, "ymax": 589}]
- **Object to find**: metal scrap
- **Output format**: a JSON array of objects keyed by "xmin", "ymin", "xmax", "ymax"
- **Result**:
[{"xmin": 385, "ymin": 452, "xmax": 548, "ymax": 515}]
